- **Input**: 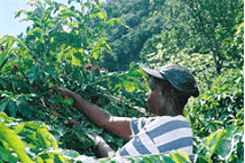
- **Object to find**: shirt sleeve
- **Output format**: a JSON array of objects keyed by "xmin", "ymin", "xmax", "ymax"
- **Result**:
[
  {"xmin": 130, "ymin": 117, "xmax": 156, "ymax": 136},
  {"xmin": 114, "ymin": 117, "xmax": 158, "ymax": 157},
  {"xmin": 115, "ymin": 129, "xmax": 160, "ymax": 157}
]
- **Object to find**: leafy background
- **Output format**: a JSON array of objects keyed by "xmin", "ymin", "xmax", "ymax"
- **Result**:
[{"xmin": 0, "ymin": 0, "xmax": 243, "ymax": 162}]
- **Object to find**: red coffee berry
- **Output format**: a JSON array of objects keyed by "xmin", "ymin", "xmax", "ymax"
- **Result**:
[
  {"xmin": 118, "ymin": 101, "xmax": 122, "ymax": 106},
  {"xmin": 0, "ymin": 46, "xmax": 4, "ymax": 51},
  {"xmin": 35, "ymin": 88, "xmax": 39, "ymax": 92},
  {"xmin": 12, "ymin": 65, "xmax": 19, "ymax": 72},
  {"xmin": 54, "ymin": 112, "xmax": 59, "ymax": 117},
  {"xmin": 86, "ymin": 64, "xmax": 93, "ymax": 71},
  {"xmin": 49, "ymin": 106, "xmax": 54, "ymax": 111},
  {"xmin": 91, "ymin": 94, "xmax": 95, "ymax": 99},
  {"xmin": 94, "ymin": 65, "xmax": 100, "ymax": 72},
  {"xmin": 17, "ymin": 76, "xmax": 22, "ymax": 81}
]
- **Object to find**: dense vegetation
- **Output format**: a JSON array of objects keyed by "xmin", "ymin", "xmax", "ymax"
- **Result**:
[{"xmin": 0, "ymin": 0, "xmax": 243, "ymax": 162}]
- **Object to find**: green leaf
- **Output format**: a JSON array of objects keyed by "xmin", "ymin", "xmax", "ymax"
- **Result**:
[
  {"xmin": 46, "ymin": 66, "xmax": 57, "ymax": 81},
  {"xmin": 206, "ymin": 129, "xmax": 226, "ymax": 158},
  {"xmin": 44, "ymin": 0, "xmax": 51, "ymax": 5},
  {"xmin": 28, "ymin": 64, "xmax": 39, "ymax": 84},
  {"xmin": 92, "ymin": 51, "xmax": 99, "ymax": 60},
  {"xmin": 71, "ymin": 54, "xmax": 81, "ymax": 66},
  {"xmin": 16, "ymin": 100, "xmax": 33, "ymax": 120},
  {"xmin": 170, "ymin": 154, "xmax": 188, "ymax": 163},
  {"xmin": 176, "ymin": 150, "xmax": 191, "ymax": 162},
  {"xmin": 27, "ymin": 27, "xmax": 43, "ymax": 36},
  {"xmin": 5, "ymin": 40, "xmax": 14, "ymax": 50},
  {"xmin": 8, "ymin": 100, "xmax": 16, "ymax": 117},
  {"xmin": 0, "ymin": 122, "xmax": 34, "ymax": 163},
  {"xmin": 0, "ymin": 112, "xmax": 14, "ymax": 122},
  {"xmin": 122, "ymin": 80, "xmax": 135, "ymax": 92},
  {"xmin": 0, "ymin": 145, "xmax": 18, "ymax": 163},
  {"xmin": 61, "ymin": 98, "xmax": 74, "ymax": 106},
  {"xmin": 218, "ymin": 139, "xmax": 232, "ymax": 160},
  {"xmin": 0, "ymin": 51, "xmax": 7, "ymax": 69},
  {"xmin": 60, "ymin": 149, "xmax": 80, "ymax": 158},
  {"xmin": 160, "ymin": 156, "xmax": 175, "ymax": 163},
  {"xmin": 129, "ymin": 62, "xmax": 136, "ymax": 69},
  {"xmin": 0, "ymin": 98, "xmax": 9, "ymax": 112},
  {"xmin": 14, "ymin": 10, "xmax": 25, "ymax": 18}
]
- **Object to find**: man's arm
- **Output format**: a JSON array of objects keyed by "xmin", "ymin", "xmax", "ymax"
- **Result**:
[
  {"xmin": 92, "ymin": 132, "xmax": 115, "ymax": 158},
  {"xmin": 60, "ymin": 88, "xmax": 132, "ymax": 141}
]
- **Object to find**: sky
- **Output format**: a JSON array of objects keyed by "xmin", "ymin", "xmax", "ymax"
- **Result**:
[{"xmin": 0, "ymin": 0, "xmax": 74, "ymax": 39}]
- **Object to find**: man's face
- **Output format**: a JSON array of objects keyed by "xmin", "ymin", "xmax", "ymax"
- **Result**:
[{"xmin": 145, "ymin": 79, "xmax": 167, "ymax": 115}]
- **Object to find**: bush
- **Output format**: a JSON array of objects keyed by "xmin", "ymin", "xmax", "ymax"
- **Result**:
[{"xmin": 187, "ymin": 69, "xmax": 244, "ymax": 162}]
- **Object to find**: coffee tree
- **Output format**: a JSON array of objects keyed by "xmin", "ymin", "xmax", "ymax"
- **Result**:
[
  {"xmin": 0, "ymin": 0, "xmax": 148, "ymax": 158},
  {"xmin": 0, "ymin": 0, "xmax": 243, "ymax": 162}
]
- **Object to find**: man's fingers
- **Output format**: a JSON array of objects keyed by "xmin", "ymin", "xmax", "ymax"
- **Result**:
[
  {"xmin": 68, "ymin": 117, "xmax": 81, "ymax": 126},
  {"xmin": 57, "ymin": 87, "xmax": 69, "ymax": 98}
]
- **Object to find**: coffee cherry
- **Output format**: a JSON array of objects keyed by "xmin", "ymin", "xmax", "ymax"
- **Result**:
[
  {"xmin": 94, "ymin": 65, "xmax": 100, "ymax": 72},
  {"xmin": 17, "ymin": 76, "xmax": 22, "ymax": 81},
  {"xmin": 118, "ymin": 101, "xmax": 122, "ymax": 106},
  {"xmin": 0, "ymin": 46, "xmax": 4, "ymax": 51},
  {"xmin": 86, "ymin": 64, "xmax": 93, "ymax": 71},
  {"xmin": 91, "ymin": 94, "xmax": 95, "ymax": 99},
  {"xmin": 12, "ymin": 65, "xmax": 19, "ymax": 72}
]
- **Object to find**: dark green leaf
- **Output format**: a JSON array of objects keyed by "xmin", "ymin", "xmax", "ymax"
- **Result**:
[
  {"xmin": 0, "ymin": 99, "xmax": 9, "ymax": 112},
  {"xmin": 16, "ymin": 100, "xmax": 33, "ymax": 120},
  {"xmin": 0, "ymin": 146, "xmax": 18, "ymax": 163},
  {"xmin": 28, "ymin": 64, "xmax": 39, "ymax": 84},
  {"xmin": 160, "ymin": 156, "xmax": 175, "ymax": 163},
  {"xmin": 45, "ymin": 66, "xmax": 57, "ymax": 81},
  {"xmin": 8, "ymin": 100, "xmax": 16, "ymax": 117}
]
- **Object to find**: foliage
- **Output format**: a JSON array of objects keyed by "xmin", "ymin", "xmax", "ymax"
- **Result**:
[
  {"xmin": 141, "ymin": 0, "xmax": 244, "ymax": 73},
  {"xmin": 0, "ymin": 0, "xmax": 244, "ymax": 162},
  {"xmin": 0, "ymin": 112, "xmax": 98, "ymax": 163},
  {"xmin": 0, "ymin": 0, "xmax": 149, "ymax": 157},
  {"xmin": 187, "ymin": 69, "xmax": 244, "ymax": 162},
  {"xmin": 101, "ymin": 0, "xmax": 166, "ymax": 71}
]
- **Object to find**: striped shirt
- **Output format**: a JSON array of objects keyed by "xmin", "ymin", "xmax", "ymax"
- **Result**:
[{"xmin": 115, "ymin": 115, "xmax": 193, "ymax": 156}]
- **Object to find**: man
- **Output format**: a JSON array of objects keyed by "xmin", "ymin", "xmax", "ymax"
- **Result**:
[{"xmin": 59, "ymin": 64, "xmax": 199, "ymax": 158}]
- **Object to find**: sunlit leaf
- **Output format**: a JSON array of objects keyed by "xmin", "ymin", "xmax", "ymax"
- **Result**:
[
  {"xmin": 122, "ymin": 80, "xmax": 135, "ymax": 92},
  {"xmin": 0, "ymin": 122, "xmax": 33, "ymax": 163}
]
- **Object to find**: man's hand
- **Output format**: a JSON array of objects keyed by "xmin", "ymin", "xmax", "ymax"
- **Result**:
[
  {"xmin": 91, "ymin": 132, "xmax": 115, "ymax": 158},
  {"xmin": 58, "ymin": 88, "xmax": 75, "ymax": 99}
]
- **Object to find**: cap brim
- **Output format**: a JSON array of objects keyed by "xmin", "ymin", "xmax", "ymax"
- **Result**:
[{"xmin": 141, "ymin": 66, "xmax": 165, "ymax": 79}]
